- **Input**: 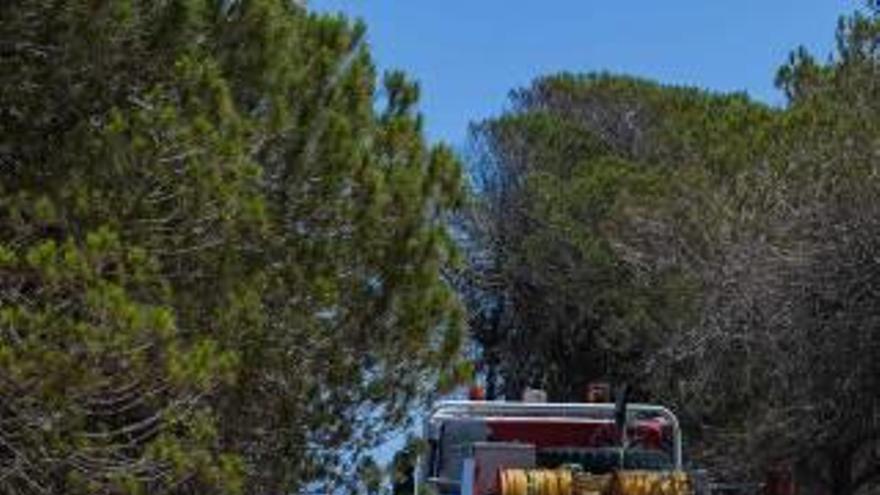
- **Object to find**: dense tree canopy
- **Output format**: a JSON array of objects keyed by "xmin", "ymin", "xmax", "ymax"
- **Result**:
[
  {"xmin": 463, "ymin": 73, "xmax": 773, "ymax": 400},
  {"xmin": 463, "ymin": 10, "xmax": 880, "ymax": 495},
  {"xmin": 0, "ymin": 1, "xmax": 465, "ymax": 494},
  {"xmin": 4, "ymin": 2, "xmax": 880, "ymax": 495}
]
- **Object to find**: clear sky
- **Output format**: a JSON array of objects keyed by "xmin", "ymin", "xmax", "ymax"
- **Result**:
[{"xmin": 313, "ymin": 1, "xmax": 866, "ymax": 146}]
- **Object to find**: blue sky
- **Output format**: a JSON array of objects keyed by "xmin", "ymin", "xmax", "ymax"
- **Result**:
[{"xmin": 314, "ymin": 1, "xmax": 865, "ymax": 146}]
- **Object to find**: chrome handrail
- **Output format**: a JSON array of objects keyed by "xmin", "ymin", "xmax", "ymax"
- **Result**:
[{"xmin": 426, "ymin": 400, "xmax": 682, "ymax": 469}]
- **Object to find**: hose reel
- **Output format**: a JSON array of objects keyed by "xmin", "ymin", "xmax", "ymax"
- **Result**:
[{"xmin": 499, "ymin": 469, "xmax": 691, "ymax": 495}]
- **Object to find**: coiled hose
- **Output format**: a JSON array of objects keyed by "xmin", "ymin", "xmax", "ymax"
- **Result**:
[
  {"xmin": 499, "ymin": 469, "xmax": 691, "ymax": 495},
  {"xmin": 499, "ymin": 469, "xmax": 572, "ymax": 495}
]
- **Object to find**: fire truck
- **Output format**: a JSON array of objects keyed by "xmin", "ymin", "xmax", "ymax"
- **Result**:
[{"xmin": 415, "ymin": 388, "xmax": 700, "ymax": 495}]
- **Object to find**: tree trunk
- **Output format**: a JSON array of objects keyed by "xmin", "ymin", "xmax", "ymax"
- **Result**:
[{"xmin": 828, "ymin": 450, "xmax": 854, "ymax": 495}]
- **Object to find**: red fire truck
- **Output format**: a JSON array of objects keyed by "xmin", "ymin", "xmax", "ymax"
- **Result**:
[{"xmin": 416, "ymin": 392, "xmax": 693, "ymax": 495}]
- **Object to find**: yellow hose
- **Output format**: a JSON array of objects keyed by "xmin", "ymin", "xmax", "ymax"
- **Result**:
[
  {"xmin": 500, "ymin": 469, "xmax": 574, "ymax": 495},
  {"xmin": 557, "ymin": 469, "xmax": 572, "ymax": 495},
  {"xmin": 500, "ymin": 468, "xmax": 528, "ymax": 495},
  {"xmin": 610, "ymin": 471, "xmax": 693, "ymax": 495},
  {"xmin": 499, "ymin": 468, "xmax": 691, "ymax": 495}
]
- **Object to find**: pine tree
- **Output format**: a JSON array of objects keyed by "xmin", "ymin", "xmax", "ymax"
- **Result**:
[{"xmin": 0, "ymin": 1, "xmax": 465, "ymax": 493}]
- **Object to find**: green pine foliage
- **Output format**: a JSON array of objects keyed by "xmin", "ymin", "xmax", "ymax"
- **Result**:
[
  {"xmin": 465, "ymin": 72, "xmax": 775, "ymax": 400},
  {"xmin": 1, "ymin": 1, "xmax": 465, "ymax": 494}
]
